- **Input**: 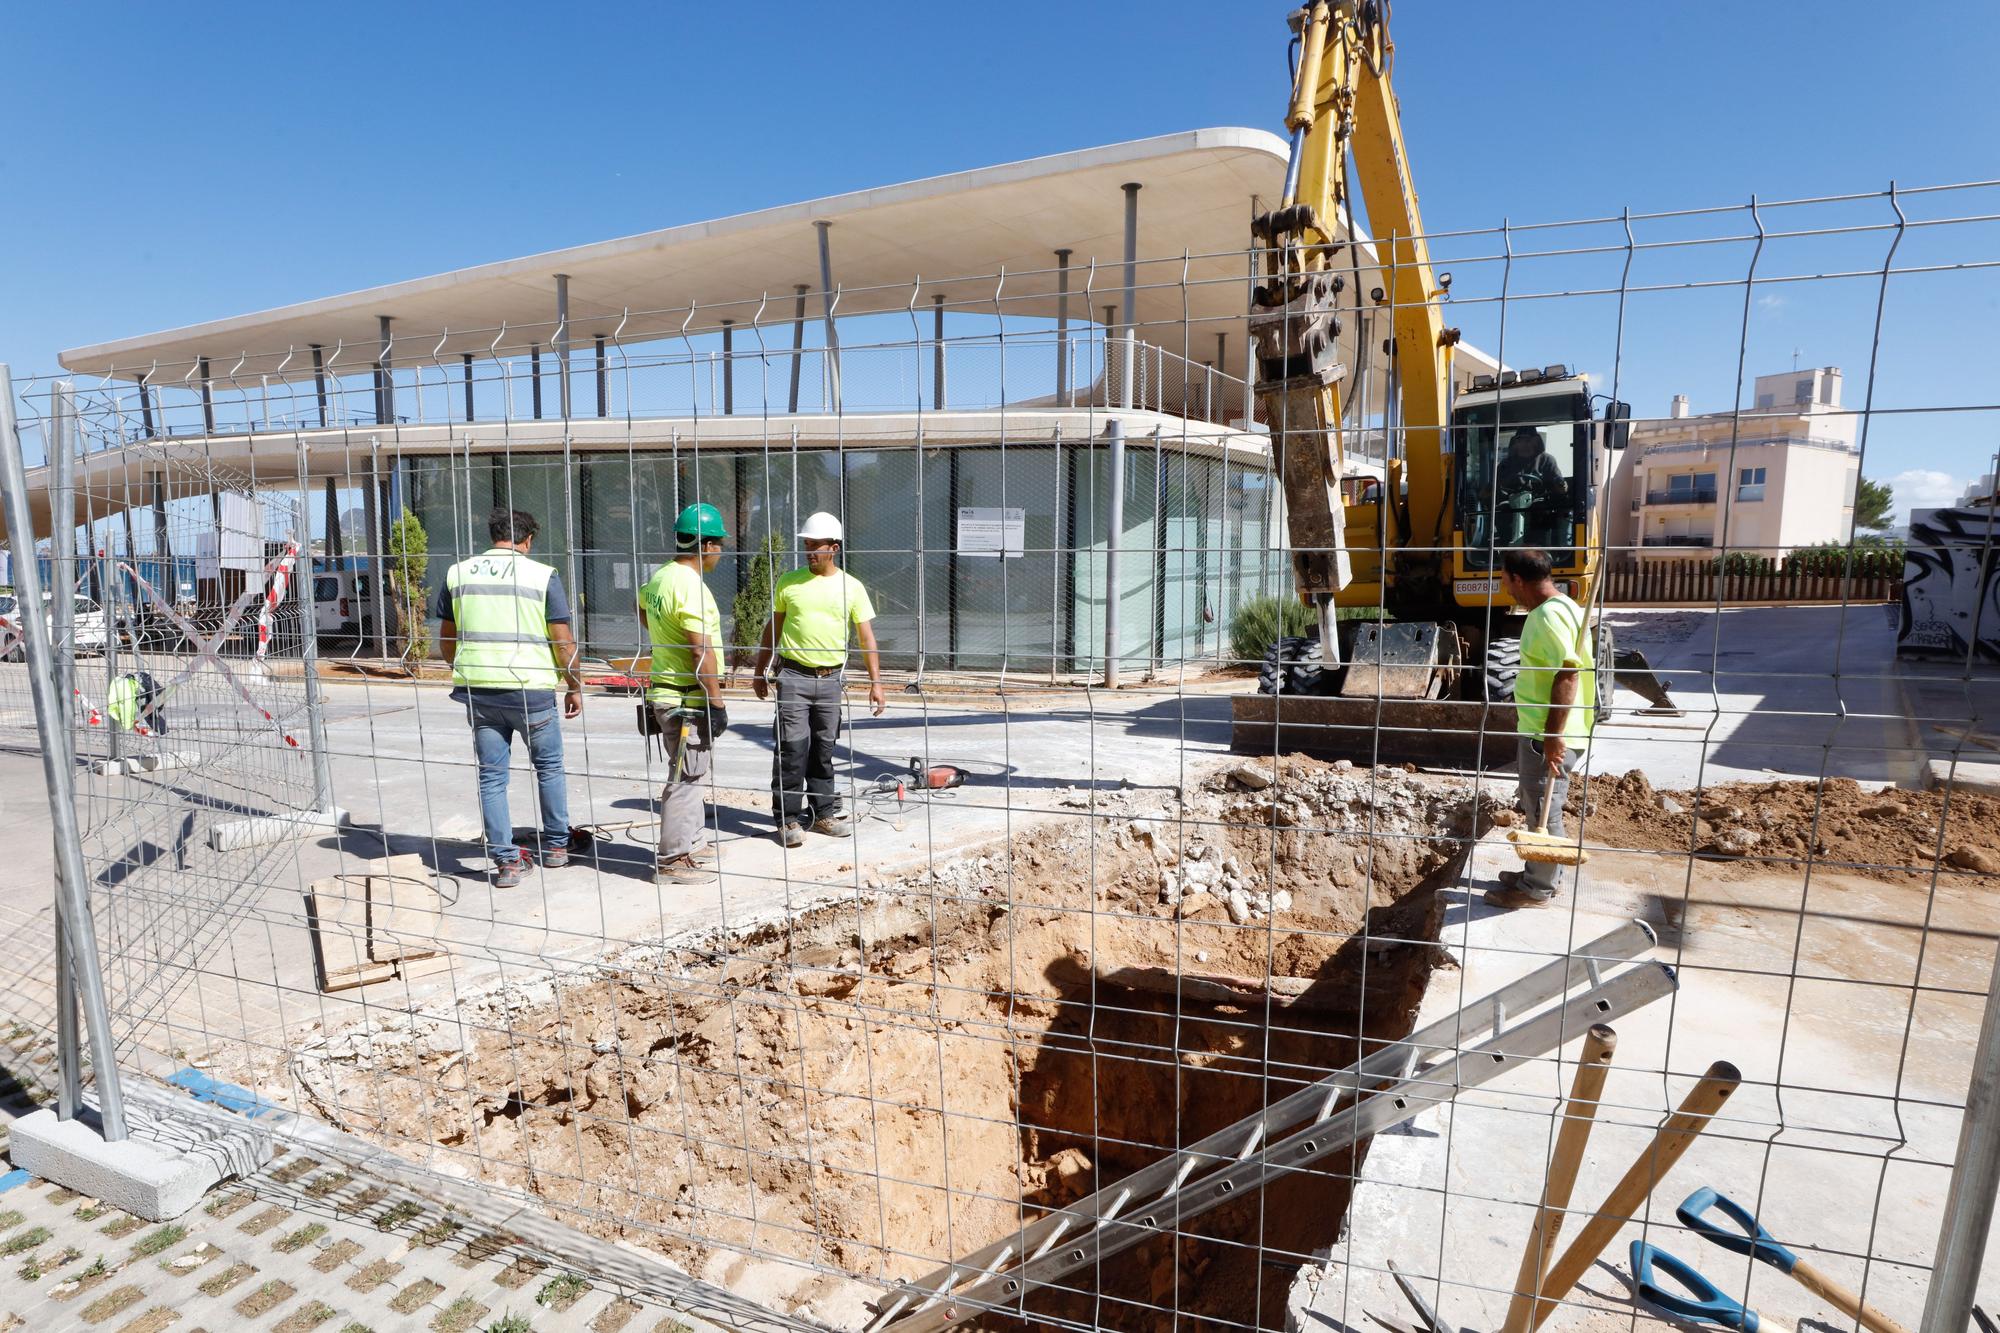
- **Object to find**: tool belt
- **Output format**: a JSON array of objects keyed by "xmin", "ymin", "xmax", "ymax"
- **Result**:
[{"xmin": 777, "ymin": 657, "xmax": 843, "ymax": 677}]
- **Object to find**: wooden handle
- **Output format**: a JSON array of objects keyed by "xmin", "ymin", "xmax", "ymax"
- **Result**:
[
  {"xmin": 1501, "ymin": 1025, "xmax": 1618, "ymax": 1333},
  {"xmin": 1527, "ymin": 1060, "xmax": 1742, "ymax": 1331},
  {"xmin": 1790, "ymin": 1258, "xmax": 1913, "ymax": 1333}
]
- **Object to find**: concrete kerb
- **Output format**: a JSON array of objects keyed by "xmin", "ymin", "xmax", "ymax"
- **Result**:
[
  {"xmin": 8, "ymin": 1083, "xmax": 274, "ymax": 1221},
  {"xmin": 88, "ymin": 750, "xmax": 201, "ymax": 777},
  {"xmin": 208, "ymin": 806, "xmax": 347, "ymax": 852}
]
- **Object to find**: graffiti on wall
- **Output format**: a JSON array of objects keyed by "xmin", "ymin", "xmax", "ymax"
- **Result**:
[{"xmin": 1899, "ymin": 504, "xmax": 2000, "ymax": 661}]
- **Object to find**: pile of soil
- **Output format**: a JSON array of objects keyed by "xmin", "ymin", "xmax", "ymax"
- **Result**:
[
  {"xmin": 1559, "ymin": 770, "xmax": 2000, "ymax": 882},
  {"xmin": 285, "ymin": 757, "xmax": 1483, "ymax": 1331}
]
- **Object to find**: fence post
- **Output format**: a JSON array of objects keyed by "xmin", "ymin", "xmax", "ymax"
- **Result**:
[
  {"xmin": 0, "ymin": 365, "xmax": 128, "ymax": 1139},
  {"xmin": 1922, "ymin": 934, "xmax": 2000, "ymax": 1333},
  {"xmin": 294, "ymin": 453, "xmax": 337, "ymax": 814},
  {"xmin": 1104, "ymin": 419, "xmax": 1126, "ymax": 688}
]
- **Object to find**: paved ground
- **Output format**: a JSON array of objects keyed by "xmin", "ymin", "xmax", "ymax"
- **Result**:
[{"xmin": 1, "ymin": 601, "xmax": 1996, "ymax": 1330}]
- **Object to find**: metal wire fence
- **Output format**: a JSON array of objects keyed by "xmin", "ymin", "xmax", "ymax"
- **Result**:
[{"xmin": 0, "ymin": 178, "xmax": 1996, "ymax": 1333}]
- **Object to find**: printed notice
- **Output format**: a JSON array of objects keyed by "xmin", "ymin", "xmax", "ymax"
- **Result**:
[{"xmin": 957, "ymin": 506, "xmax": 1026, "ymax": 558}]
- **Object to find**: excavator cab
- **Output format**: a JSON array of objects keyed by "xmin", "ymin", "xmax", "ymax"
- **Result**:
[{"xmin": 1451, "ymin": 369, "xmax": 1611, "ymax": 592}]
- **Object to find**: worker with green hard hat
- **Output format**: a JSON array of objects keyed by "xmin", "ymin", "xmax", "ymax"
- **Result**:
[{"xmin": 638, "ymin": 501, "xmax": 731, "ymax": 886}]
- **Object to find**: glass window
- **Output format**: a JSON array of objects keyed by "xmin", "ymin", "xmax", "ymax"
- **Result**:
[
  {"xmin": 1738, "ymin": 466, "xmax": 1767, "ymax": 501},
  {"xmin": 1457, "ymin": 400, "xmax": 1582, "ymax": 570}
]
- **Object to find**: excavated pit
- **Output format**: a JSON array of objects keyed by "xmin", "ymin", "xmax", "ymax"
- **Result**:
[{"xmin": 289, "ymin": 758, "xmax": 1490, "ymax": 1330}]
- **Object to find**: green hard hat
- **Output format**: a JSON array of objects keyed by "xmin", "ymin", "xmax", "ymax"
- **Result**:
[{"xmin": 674, "ymin": 502, "xmax": 728, "ymax": 541}]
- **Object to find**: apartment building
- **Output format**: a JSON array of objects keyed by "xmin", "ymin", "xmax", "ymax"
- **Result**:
[{"xmin": 1606, "ymin": 366, "xmax": 1859, "ymax": 560}]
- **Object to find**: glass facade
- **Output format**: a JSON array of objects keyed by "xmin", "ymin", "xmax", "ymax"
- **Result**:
[{"xmin": 405, "ymin": 439, "xmax": 1283, "ymax": 675}]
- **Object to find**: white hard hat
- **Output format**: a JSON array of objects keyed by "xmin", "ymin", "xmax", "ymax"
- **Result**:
[{"xmin": 798, "ymin": 511, "xmax": 844, "ymax": 542}]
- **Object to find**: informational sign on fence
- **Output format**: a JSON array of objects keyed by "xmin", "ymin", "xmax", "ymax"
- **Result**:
[{"xmin": 957, "ymin": 506, "xmax": 1026, "ymax": 559}]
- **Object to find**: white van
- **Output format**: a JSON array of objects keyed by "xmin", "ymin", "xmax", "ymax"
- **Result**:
[{"xmin": 0, "ymin": 592, "xmax": 107, "ymax": 661}]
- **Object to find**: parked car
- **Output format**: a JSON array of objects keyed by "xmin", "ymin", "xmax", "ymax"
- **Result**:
[{"xmin": 0, "ymin": 592, "xmax": 107, "ymax": 660}]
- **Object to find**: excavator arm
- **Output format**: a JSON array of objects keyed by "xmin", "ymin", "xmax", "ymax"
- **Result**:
[{"xmin": 1251, "ymin": 0, "xmax": 1460, "ymax": 621}]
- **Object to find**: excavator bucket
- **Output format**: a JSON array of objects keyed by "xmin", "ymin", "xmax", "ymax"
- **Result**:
[
  {"xmin": 1612, "ymin": 646, "xmax": 1683, "ymax": 716},
  {"xmin": 1337, "ymin": 621, "xmax": 1461, "ymax": 700}
]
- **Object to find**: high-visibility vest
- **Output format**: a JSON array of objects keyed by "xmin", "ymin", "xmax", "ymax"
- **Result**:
[{"xmin": 444, "ymin": 548, "xmax": 560, "ymax": 691}]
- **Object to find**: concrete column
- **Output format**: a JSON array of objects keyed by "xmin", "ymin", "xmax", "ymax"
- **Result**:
[
  {"xmin": 1055, "ymin": 248, "xmax": 1073, "ymax": 405},
  {"xmin": 788, "ymin": 284, "xmax": 808, "ymax": 414},
  {"xmin": 1121, "ymin": 182, "xmax": 1141, "ymax": 410},
  {"xmin": 198, "ymin": 357, "xmax": 215, "ymax": 434},
  {"xmin": 1103, "ymin": 418, "xmax": 1126, "ymax": 687},
  {"xmin": 323, "ymin": 476, "xmax": 342, "ymax": 562},
  {"xmin": 815, "ymin": 221, "xmax": 842, "ymax": 410},
  {"xmin": 554, "ymin": 274, "xmax": 572, "ymax": 420},
  {"xmin": 530, "ymin": 345, "xmax": 543, "ymax": 420},
  {"xmin": 136, "ymin": 379, "xmax": 154, "ymax": 439},
  {"xmin": 721, "ymin": 320, "xmax": 735, "ymax": 415},
  {"xmin": 594, "ymin": 336, "xmax": 608, "ymax": 417},
  {"xmin": 364, "ymin": 437, "xmax": 390, "ymax": 658},
  {"xmin": 377, "ymin": 315, "xmax": 395, "ymax": 424},
  {"xmin": 932, "ymin": 295, "xmax": 947, "ymax": 409},
  {"xmin": 311, "ymin": 344, "xmax": 329, "ymax": 428},
  {"xmin": 462, "ymin": 353, "xmax": 475, "ymax": 423}
]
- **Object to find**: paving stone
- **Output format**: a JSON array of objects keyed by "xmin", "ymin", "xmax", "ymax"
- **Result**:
[
  {"xmin": 233, "ymin": 1277, "xmax": 295, "ymax": 1318},
  {"xmin": 389, "ymin": 1276, "xmax": 445, "ymax": 1314},
  {"xmin": 113, "ymin": 1309, "xmax": 179, "ymax": 1333},
  {"xmin": 429, "ymin": 1296, "xmax": 487, "ymax": 1333},
  {"xmin": 492, "ymin": 1254, "xmax": 546, "ymax": 1289},
  {"xmin": 239, "ymin": 1206, "xmax": 289, "ymax": 1236},
  {"xmin": 273, "ymin": 1222, "xmax": 327, "ymax": 1254},
  {"xmin": 311, "ymin": 1238, "xmax": 364, "ymax": 1273},
  {"xmin": 592, "ymin": 1296, "xmax": 643, "ymax": 1331},
  {"xmin": 346, "ymin": 1258, "xmax": 402, "ymax": 1293},
  {"xmin": 203, "ymin": 1192, "xmax": 253, "ymax": 1219},
  {"xmin": 197, "ymin": 1262, "xmax": 257, "ymax": 1298},
  {"xmin": 79, "ymin": 1284, "xmax": 146, "ymax": 1323},
  {"xmin": 272, "ymin": 1300, "xmax": 337, "ymax": 1333}
]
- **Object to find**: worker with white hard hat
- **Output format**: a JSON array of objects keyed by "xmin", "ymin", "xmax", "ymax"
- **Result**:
[{"xmin": 752, "ymin": 510, "xmax": 886, "ymax": 847}]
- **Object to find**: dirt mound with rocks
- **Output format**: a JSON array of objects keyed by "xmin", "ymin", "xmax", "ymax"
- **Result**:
[
  {"xmin": 1555, "ymin": 770, "xmax": 2000, "ymax": 882},
  {"xmin": 282, "ymin": 756, "xmax": 1487, "ymax": 1331}
]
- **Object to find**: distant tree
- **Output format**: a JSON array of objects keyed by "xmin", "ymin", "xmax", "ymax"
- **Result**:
[
  {"xmin": 387, "ymin": 507, "xmax": 430, "ymax": 660},
  {"xmin": 729, "ymin": 532, "xmax": 786, "ymax": 670},
  {"xmin": 1854, "ymin": 477, "xmax": 1894, "ymax": 532}
]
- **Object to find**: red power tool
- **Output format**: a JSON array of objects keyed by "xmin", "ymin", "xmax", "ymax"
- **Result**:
[{"xmin": 909, "ymin": 757, "xmax": 969, "ymax": 791}]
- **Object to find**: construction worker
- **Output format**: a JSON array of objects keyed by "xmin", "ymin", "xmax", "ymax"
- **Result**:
[
  {"xmin": 1486, "ymin": 546, "xmax": 1597, "ymax": 910},
  {"xmin": 639, "ymin": 502, "xmax": 731, "ymax": 886},
  {"xmin": 752, "ymin": 512, "xmax": 886, "ymax": 846},
  {"xmin": 436, "ymin": 508, "xmax": 582, "ymax": 889},
  {"xmin": 1496, "ymin": 425, "xmax": 1570, "ymax": 549}
]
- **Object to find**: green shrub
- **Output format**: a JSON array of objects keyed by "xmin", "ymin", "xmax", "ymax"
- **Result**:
[
  {"xmin": 1228, "ymin": 594, "xmax": 1317, "ymax": 666},
  {"xmin": 387, "ymin": 507, "xmax": 431, "ymax": 660},
  {"xmin": 729, "ymin": 532, "xmax": 786, "ymax": 664}
]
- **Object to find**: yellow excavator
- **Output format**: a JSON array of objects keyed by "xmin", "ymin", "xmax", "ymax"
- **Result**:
[{"xmin": 1234, "ymin": 0, "xmax": 1675, "ymax": 764}]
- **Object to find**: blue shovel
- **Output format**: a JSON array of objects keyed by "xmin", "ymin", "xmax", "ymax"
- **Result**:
[
  {"xmin": 1632, "ymin": 1239, "xmax": 1788, "ymax": 1333},
  {"xmin": 1672, "ymin": 1187, "xmax": 1909, "ymax": 1333}
]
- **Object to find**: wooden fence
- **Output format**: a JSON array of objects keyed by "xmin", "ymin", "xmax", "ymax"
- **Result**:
[{"xmin": 1601, "ymin": 558, "xmax": 1901, "ymax": 605}]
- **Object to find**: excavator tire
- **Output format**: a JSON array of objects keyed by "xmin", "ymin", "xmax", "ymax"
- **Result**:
[
  {"xmin": 1257, "ymin": 636, "xmax": 1325, "ymax": 696},
  {"xmin": 1483, "ymin": 635, "xmax": 1521, "ymax": 703}
]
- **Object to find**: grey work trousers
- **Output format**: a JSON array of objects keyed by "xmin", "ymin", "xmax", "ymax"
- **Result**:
[
  {"xmin": 654, "ymin": 706, "xmax": 715, "ymax": 863},
  {"xmin": 772, "ymin": 664, "xmax": 844, "ymax": 826},
  {"xmin": 1516, "ymin": 734, "xmax": 1581, "ymax": 897}
]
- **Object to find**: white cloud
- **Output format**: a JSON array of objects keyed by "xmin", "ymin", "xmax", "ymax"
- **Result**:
[
  {"xmin": 1886, "ymin": 468, "xmax": 1964, "ymax": 524},
  {"xmin": 1756, "ymin": 294, "xmax": 1786, "ymax": 310}
]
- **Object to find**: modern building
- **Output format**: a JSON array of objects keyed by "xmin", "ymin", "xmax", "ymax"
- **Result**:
[
  {"xmin": 1607, "ymin": 367, "xmax": 1860, "ymax": 560},
  {"xmin": 15, "ymin": 128, "xmax": 1500, "ymax": 677}
]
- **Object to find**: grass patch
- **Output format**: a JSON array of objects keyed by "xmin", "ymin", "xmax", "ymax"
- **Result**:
[
  {"xmin": 535, "ymin": 1273, "xmax": 587, "ymax": 1308},
  {"xmin": 485, "ymin": 1314, "xmax": 533, "ymax": 1333},
  {"xmin": 81, "ymin": 1254, "xmax": 109, "ymax": 1278},
  {"xmin": 75, "ymin": 1202, "xmax": 108, "ymax": 1221},
  {"xmin": 374, "ymin": 1199, "xmax": 423, "ymax": 1231},
  {"xmin": 341, "ymin": 1325, "xmax": 375, "ymax": 1333},
  {"xmin": 130, "ymin": 1224, "xmax": 186, "ymax": 1257},
  {"xmin": 413, "ymin": 1217, "xmax": 462, "ymax": 1248},
  {"xmin": 1, "ymin": 1225, "xmax": 51, "ymax": 1256},
  {"xmin": 0, "ymin": 1208, "xmax": 23, "ymax": 1231},
  {"xmin": 274, "ymin": 1222, "xmax": 327, "ymax": 1254}
]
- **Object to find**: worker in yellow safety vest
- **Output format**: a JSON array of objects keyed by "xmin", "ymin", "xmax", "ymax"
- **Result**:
[
  {"xmin": 638, "ymin": 502, "xmax": 731, "ymax": 887},
  {"xmin": 437, "ymin": 508, "xmax": 583, "ymax": 889}
]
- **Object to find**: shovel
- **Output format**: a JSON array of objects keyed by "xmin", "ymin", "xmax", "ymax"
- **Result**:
[{"xmin": 1675, "ymin": 1187, "xmax": 1911, "ymax": 1333}]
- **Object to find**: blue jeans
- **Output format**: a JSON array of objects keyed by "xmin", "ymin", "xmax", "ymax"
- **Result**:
[{"xmin": 466, "ymin": 696, "xmax": 569, "ymax": 864}]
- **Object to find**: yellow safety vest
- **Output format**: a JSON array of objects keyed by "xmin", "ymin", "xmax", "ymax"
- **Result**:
[{"xmin": 444, "ymin": 548, "xmax": 560, "ymax": 691}]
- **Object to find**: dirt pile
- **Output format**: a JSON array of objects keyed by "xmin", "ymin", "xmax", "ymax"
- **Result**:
[
  {"xmin": 1556, "ymin": 770, "xmax": 2000, "ymax": 882},
  {"xmin": 282, "ymin": 757, "xmax": 1484, "ymax": 1331}
]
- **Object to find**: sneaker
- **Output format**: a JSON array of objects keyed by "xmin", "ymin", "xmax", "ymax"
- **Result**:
[
  {"xmin": 811, "ymin": 815, "xmax": 854, "ymax": 838},
  {"xmin": 654, "ymin": 855, "xmax": 715, "ymax": 886},
  {"xmin": 1483, "ymin": 883, "xmax": 1553, "ymax": 911},
  {"xmin": 539, "ymin": 844, "xmax": 571, "ymax": 869},
  {"xmin": 777, "ymin": 823, "xmax": 806, "ymax": 849},
  {"xmin": 492, "ymin": 857, "xmax": 527, "ymax": 889}
]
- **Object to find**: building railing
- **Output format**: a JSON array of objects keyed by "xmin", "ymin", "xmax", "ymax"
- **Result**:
[
  {"xmin": 1643, "ymin": 487, "xmax": 1718, "ymax": 506},
  {"xmin": 1641, "ymin": 534, "xmax": 1714, "ymax": 547}
]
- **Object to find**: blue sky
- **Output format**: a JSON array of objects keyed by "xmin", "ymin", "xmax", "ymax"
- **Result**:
[{"xmin": 3, "ymin": 1, "xmax": 1995, "ymax": 518}]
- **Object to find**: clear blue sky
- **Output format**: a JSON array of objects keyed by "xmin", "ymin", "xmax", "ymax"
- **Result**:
[{"xmin": 4, "ymin": 1, "xmax": 1995, "ymax": 518}]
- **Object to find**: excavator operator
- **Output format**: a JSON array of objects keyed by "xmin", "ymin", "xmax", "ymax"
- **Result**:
[{"xmin": 1495, "ymin": 426, "xmax": 1570, "ymax": 549}]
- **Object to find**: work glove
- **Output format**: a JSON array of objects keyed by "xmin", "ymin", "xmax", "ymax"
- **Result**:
[{"xmin": 705, "ymin": 701, "xmax": 730, "ymax": 737}]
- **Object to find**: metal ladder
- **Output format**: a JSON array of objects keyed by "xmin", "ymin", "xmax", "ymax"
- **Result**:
[{"xmin": 870, "ymin": 920, "xmax": 1671, "ymax": 1333}]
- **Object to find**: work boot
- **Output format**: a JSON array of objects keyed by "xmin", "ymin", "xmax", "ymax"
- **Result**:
[
  {"xmin": 1483, "ymin": 878, "xmax": 1553, "ymax": 911},
  {"xmin": 492, "ymin": 857, "xmax": 527, "ymax": 890},
  {"xmin": 654, "ymin": 854, "xmax": 714, "ymax": 886},
  {"xmin": 777, "ymin": 823, "xmax": 805, "ymax": 849},
  {"xmin": 539, "ymin": 844, "xmax": 571, "ymax": 870},
  {"xmin": 812, "ymin": 814, "xmax": 854, "ymax": 838}
]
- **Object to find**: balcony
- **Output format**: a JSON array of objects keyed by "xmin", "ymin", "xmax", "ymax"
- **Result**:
[
  {"xmin": 1642, "ymin": 535, "xmax": 1714, "ymax": 547},
  {"xmin": 1644, "ymin": 487, "xmax": 1718, "ymax": 506}
]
